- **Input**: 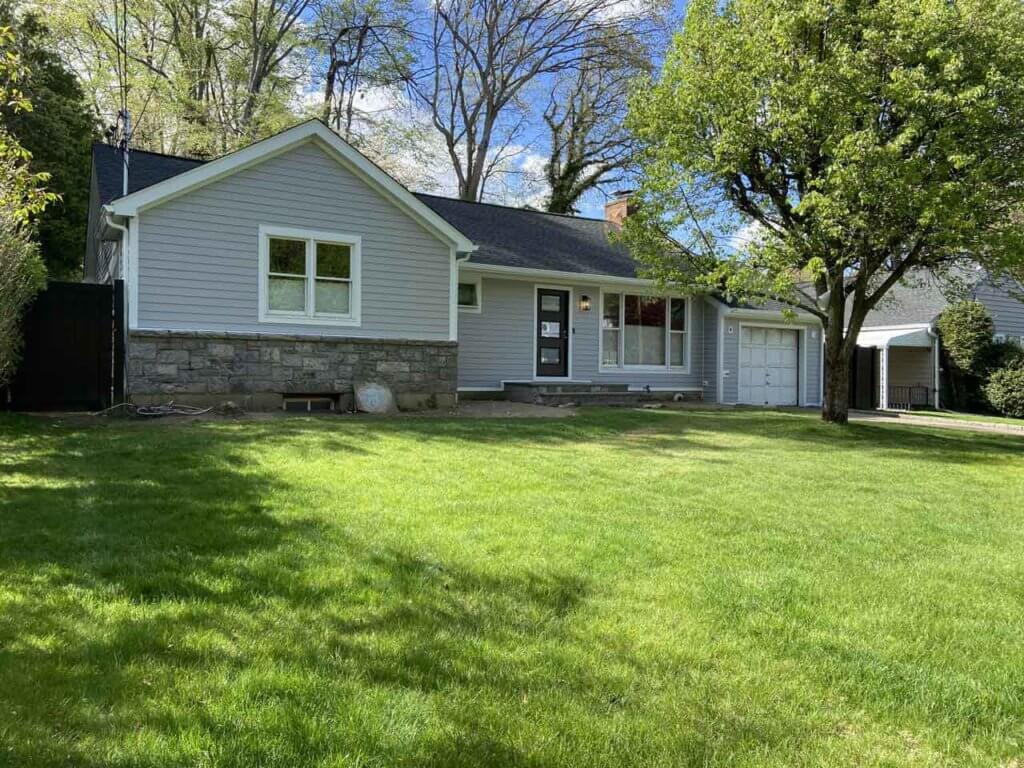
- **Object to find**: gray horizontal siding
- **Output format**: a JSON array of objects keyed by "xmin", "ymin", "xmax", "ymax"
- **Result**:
[
  {"xmin": 456, "ymin": 275, "xmax": 705, "ymax": 391},
  {"xmin": 136, "ymin": 140, "xmax": 452, "ymax": 340},
  {"xmin": 721, "ymin": 317, "xmax": 739, "ymax": 404},
  {"xmin": 702, "ymin": 299, "xmax": 719, "ymax": 402},
  {"xmin": 974, "ymin": 277, "xmax": 1024, "ymax": 338},
  {"xmin": 457, "ymin": 278, "xmax": 534, "ymax": 387}
]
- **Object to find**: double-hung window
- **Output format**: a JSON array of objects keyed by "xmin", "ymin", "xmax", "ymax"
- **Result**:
[
  {"xmin": 600, "ymin": 292, "xmax": 688, "ymax": 370},
  {"xmin": 260, "ymin": 225, "xmax": 361, "ymax": 326}
]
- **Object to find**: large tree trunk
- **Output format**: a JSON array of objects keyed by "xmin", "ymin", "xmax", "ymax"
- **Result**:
[
  {"xmin": 821, "ymin": 290, "xmax": 852, "ymax": 424},
  {"xmin": 822, "ymin": 339, "xmax": 851, "ymax": 424}
]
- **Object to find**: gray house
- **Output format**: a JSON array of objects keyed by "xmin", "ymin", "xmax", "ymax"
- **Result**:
[{"xmin": 85, "ymin": 120, "xmax": 1023, "ymax": 410}]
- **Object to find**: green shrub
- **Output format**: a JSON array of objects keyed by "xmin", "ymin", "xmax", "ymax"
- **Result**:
[
  {"xmin": 937, "ymin": 301, "xmax": 995, "ymax": 373},
  {"xmin": 984, "ymin": 357, "xmax": 1024, "ymax": 418}
]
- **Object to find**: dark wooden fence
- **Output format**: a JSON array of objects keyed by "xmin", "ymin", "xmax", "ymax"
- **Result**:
[{"xmin": 2, "ymin": 281, "xmax": 124, "ymax": 412}]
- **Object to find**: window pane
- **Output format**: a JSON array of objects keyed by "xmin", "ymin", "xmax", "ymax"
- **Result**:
[
  {"xmin": 602, "ymin": 293, "xmax": 620, "ymax": 329},
  {"xmin": 541, "ymin": 321, "xmax": 560, "ymax": 338},
  {"xmin": 540, "ymin": 347, "xmax": 560, "ymax": 364},
  {"xmin": 541, "ymin": 294, "xmax": 561, "ymax": 312},
  {"xmin": 671, "ymin": 298, "xmax": 686, "ymax": 331},
  {"xmin": 624, "ymin": 295, "xmax": 666, "ymax": 365},
  {"xmin": 670, "ymin": 332, "xmax": 685, "ymax": 366},
  {"xmin": 458, "ymin": 282, "xmax": 478, "ymax": 307},
  {"xmin": 602, "ymin": 330, "xmax": 620, "ymax": 366},
  {"xmin": 269, "ymin": 238, "xmax": 306, "ymax": 275},
  {"xmin": 269, "ymin": 275, "xmax": 305, "ymax": 311},
  {"xmin": 316, "ymin": 242, "xmax": 350, "ymax": 278},
  {"xmin": 315, "ymin": 279, "xmax": 350, "ymax": 315}
]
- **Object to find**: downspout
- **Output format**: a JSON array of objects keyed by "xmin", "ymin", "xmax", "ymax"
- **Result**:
[
  {"xmin": 452, "ymin": 251, "xmax": 472, "ymax": 404},
  {"xmin": 103, "ymin": 211, "xmax": 130, "ymax": 406}
]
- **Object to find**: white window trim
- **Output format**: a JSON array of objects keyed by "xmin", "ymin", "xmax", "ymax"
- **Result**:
[
  {"xmin": 258, "ymin": 224, "xmax": 361, "ymax": 327},
  {"xmin": 457, "ymin": 274, "xmax": 482, "ymax": 313},
  {"xmin": 598, "ymin": 288, "xmax": 692, "ymax": 374}
]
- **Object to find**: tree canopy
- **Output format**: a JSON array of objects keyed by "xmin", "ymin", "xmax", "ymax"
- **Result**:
[
  {"xmin": 621, "ymin": 0, "xmax": 1024, "ymax": 421},
  {"xmin": 0, "ymin": 5, "xmax": 96, "ymax": 279},
  {"xmin": 0, "ymin": 23, "xmax": 53, "ymax": 386}
]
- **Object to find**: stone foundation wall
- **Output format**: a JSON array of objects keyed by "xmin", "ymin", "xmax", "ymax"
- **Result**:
[{"xmin": 127, "ymin": 330, "xmax": 457, "ymax": 410}]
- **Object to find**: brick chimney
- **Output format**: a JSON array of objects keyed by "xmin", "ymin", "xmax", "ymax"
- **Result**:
[{"xmin": 604, "ymin": 189, "xmax": 635, "ymax": 227}]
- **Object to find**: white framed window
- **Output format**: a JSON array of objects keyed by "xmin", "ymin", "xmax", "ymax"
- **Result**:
[
  {"xmin": 600, "ymin": 291, "xmax": 689, "ymax": 371},
  {"xmin": 458, "ymin": 276, "xmax": 482, "ymax": 312},
  {"xmin": 258, "ymin": 225, "xmax": 361, "ymax": 327}
]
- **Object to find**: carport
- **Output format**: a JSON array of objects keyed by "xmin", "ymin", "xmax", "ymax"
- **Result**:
[{"xmin": 851, "ymin": 326, "xmax": 940, "ymax": 410}]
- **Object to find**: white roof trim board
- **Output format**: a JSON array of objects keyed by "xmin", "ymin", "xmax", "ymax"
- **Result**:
[
  {"xmin": 105, "ymin": 120, "xmax": 477, "ymax": 253},
  {"xmin": 856, "ymin": 325, "xmax": 933, "ymax": 348}
]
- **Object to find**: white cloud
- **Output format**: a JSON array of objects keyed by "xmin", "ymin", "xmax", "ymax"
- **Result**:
[{"xmin": 727, "ymin": 220, "xmax": 765, "ymax": 253}]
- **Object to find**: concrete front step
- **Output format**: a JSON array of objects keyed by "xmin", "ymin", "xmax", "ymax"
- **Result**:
[
  {"xmin": 525, "ymin": 391, "xmax": 702, "ymax": 407},
  {"xmin": 503, "ymin": 382, "xmax": 701, "ymax": 406}
]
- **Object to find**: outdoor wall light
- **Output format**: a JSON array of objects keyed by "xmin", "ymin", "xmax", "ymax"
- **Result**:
[{"xmin": 579, "ymin": 295, "xmax": 592, "ymax": 312}]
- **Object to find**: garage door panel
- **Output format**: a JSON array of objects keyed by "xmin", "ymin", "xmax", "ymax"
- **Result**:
[{"xmin": 739, "ymin": 326, "xmax": 799, "ymax": 406}]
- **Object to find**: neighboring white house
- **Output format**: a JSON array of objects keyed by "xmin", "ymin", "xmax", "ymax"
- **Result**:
[{"xmin": 85, "ymin": 120, "xmax": 1024, "ymax": 410}]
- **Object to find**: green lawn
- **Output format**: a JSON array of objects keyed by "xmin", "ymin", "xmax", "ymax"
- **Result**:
[{"xmin": 2, "ymin": 409, "xmax": 1023, "ymax": 768}]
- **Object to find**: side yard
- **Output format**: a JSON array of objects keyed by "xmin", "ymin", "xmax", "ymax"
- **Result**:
[{"xmin": 1, "ymin": 409, "xmax": 1022, "ymax": 767}]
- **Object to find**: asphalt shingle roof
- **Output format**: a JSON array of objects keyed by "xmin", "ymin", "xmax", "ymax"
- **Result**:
[
  {"xmin": 93, "ymin": 143, "xmax": 205, "ymax": 205},
  {"xmin": 852, "ymin": 272, "xmax": 954, "ymax": 327},
  {"xmin": 414, "ymin": 194, "xmax": 638, "ymax": 277}
]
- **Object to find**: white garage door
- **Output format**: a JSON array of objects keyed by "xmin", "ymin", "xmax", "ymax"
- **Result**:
[{"xmin": 739, "ymin": 327, "xmax": 799, "ymax": 406}]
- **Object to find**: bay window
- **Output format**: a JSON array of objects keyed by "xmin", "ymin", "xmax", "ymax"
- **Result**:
[
  {"xmin": 259, "ymin": 225, "xmax": 361, "ymax": 326},
  {"xmin": 600, "ymin": 292, "xmax": 688, "ymax": 370}
]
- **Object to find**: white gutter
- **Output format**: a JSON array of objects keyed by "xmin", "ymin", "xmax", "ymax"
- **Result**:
[{"xmin": 458, "ymin": 260, "xmax": 656, "ymax": 287}]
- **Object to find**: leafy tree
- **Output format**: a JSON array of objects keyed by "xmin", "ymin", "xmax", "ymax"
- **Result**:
[
  {"xmin": 0, "ymin": 5, "xmax": 96, "ymax": 279},
  {"xmin": 621, "ymin": 0, "xmax": 1024, "ymax": 422},
  {"xmin": 0, "ymin": 25, "xmax": 55, "ymax": 387}
]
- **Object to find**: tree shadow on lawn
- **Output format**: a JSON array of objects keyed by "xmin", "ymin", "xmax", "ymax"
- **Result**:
[{"xmin": 0, "ymin": 417, "xmax": 670, "ymax": 767}]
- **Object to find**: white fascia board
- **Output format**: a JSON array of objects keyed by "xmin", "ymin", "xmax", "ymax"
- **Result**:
[
  {"xmin": 106, "ymin": 120, "xmax": 476, "ymax": 253},
  {"xmin": 725, "ymin": 306, "xmax": 821, "ymax": 323}
]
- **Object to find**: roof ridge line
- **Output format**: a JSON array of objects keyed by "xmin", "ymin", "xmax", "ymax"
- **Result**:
[
  {"xmin": 93, "ymin": 141, "xmax": 209, "ymax": 163},
  {"xmin": 414, "ymin": 192, "xmax": 609, "ymax": 223}
]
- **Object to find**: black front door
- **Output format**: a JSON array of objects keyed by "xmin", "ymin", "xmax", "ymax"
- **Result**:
[{"xmin": 536, "ymin": 288, "xmax": 569, "ymax": 377}]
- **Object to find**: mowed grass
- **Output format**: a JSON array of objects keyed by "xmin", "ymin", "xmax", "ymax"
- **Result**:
[{"xmin": 1, "ymin": 409, "xmax": 1023, "ymax": 768}]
